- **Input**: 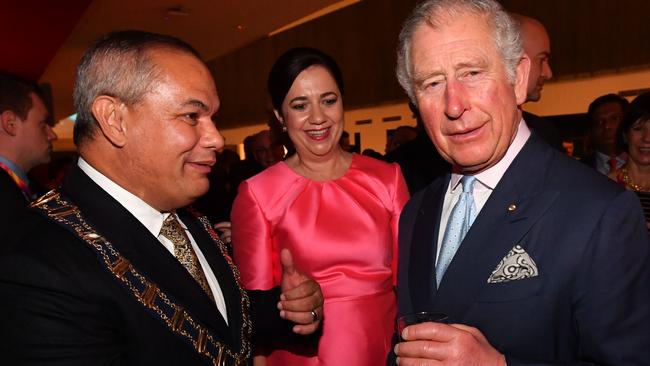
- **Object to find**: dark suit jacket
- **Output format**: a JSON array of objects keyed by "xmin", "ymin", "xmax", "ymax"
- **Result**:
[
  {"xmin": 384, "ymin": 134, "xmax": 450, "ymax": 195},
  {"xmin": 523, "ymin": 111, "xmax": 563, "ymax": 152},
  {"xmin": 393, "ymin": 134, "xmax": 650, "ymax": 365},
  {"xmin": 0, "ymin": 168, "xmax": 30, "ymax": 244},
  {"xmin": 0, "ymin": 166, "xmax": 296, "ymax": 365}
]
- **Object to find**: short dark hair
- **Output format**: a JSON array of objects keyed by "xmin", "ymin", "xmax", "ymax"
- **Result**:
[
  {"xmin": 616, "ymin": 92, "xmax": 650, "ymax": 153},
  {"xmin": 73, "ymin": 30, "xmax": 202, "ymax": 146},
  {"xmin": 267, "ymin": 47, "xmax": 344, "ymax": 115},
  {"xmin": 587, "ymin": 93, "xmax": 629, "ymax": 124},
  {"xmin": 0, "ymin": 72, "xmax": 44, "ymax": 120}
]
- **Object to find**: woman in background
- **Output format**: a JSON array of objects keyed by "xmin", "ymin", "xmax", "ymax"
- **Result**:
[
  {"xmin": 609, "ymin": 92, "xmax": 650, "ymax": 229},
  {"xmin": 231, "ymin": 47, "xmax": 409, "ymax": 365}
]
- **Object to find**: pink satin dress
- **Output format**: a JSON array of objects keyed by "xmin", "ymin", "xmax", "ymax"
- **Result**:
[{"xmin": 231, "ymin": 154, "xmax": 409, "ymax": 366}]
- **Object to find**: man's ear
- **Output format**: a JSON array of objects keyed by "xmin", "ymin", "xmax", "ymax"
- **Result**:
[
  {"xmin": 514, "ymin": 54, "xmax": 531, "ymax": 106},
  {"xmin": 91, "ymin": 96, "xmax": 127, "ymax": 147},
  {"xmin": 0, "ymin": 110, "xmax": 20, "ymax": 136}
]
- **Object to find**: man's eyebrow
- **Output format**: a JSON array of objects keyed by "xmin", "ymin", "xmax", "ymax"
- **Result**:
[
  {"xmin": 412, "ymin": 69, "xmax": 444, "ymax": 85},
  {"xmin": 183, "ymin": 99, "xmax": 209, "ymax": 111},
  {"xmin": 456, "ymin": 56, "xmax": 488, "ymax": 69}
]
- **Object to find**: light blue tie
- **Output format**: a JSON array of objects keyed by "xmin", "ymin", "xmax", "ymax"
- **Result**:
[{"xmin": 436, "ymin": 175, "xmax": 477, "ymax": 287}]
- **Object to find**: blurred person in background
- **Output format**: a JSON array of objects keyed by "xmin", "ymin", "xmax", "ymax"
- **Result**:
[
  {"xmin": 384, "ymin": 102, "xmax": 450, "ymax": 194},
  {"xmin": 251, "ymin": 130, "xmax": 283, "ymax": 168},
  {"xmin": 194, "ymin": 148, "xmax": 241, "ymax": 224},
  {"xmin": 609, "ymin": 91, "xmax": 650, "ymax": 228},
  {"xmin": 0, "ymin": 72, "xmax": 57, "ymax": 236},
  {"xmin": 230, "ymin": 130, "xmax": 278, "ymax": 192},
  {"xmin": 338, "ymin": 130, "xmax": 353, "ymax": 152},
  {"xmin": 511, "ymin": 13, "xmax": 563, "ymax": 151},
  {"xmin": 583, "ymin": 93, "xmax": 630, "ymax": 174},
  {"xmin": 385, "ymin": 125, "xmax": 418, "ymax": 154}
]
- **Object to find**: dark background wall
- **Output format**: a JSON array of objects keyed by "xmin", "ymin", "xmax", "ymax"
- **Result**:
[{"xmin": 208, "ymin": 0, "xmax": 650, "ymax": 129}]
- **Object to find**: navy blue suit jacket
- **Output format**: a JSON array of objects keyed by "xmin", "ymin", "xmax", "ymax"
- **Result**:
[{"xmin": 393, "ymin": 134, "xmax": 650, "ymax": 365}]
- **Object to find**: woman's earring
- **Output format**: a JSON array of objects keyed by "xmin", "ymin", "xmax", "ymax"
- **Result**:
[{"xmin": 282, "ymin": 124, "xmax": 287, "ymax": 132}]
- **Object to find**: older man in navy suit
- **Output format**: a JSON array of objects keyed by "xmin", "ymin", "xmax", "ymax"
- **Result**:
[{"xmin": 391, "ymin": 0, "xmax": 649, "ymax": 365}]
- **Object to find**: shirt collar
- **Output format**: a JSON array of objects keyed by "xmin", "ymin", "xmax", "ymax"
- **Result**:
[
  {"xmin": 0, "ymin": 155, "xmax": 29, "ymax": 183},
  {"xmin": 594, "ymin": 150, "xmax": 625, "ymax": 164},
  {"xmin": 78, "ymin": 158, "xmax": 166, "ymax": 237},
  {"xmin": 450, "ymin": 119, "xmax": 531, "ymax": 192}
]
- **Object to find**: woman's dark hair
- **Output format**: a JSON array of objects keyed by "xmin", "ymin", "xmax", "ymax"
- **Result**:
[
  {"xmin": 267, "ymin": 47, "xmax": 344, "ymax": 115},
  {"xmin": 617, "ymin": 92, "xmax": 650, "ymax": 152}
]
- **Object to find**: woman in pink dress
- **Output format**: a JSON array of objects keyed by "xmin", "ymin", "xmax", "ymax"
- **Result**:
[{"xmin": 231, "ymin": 47, "xmax": 409, "ymax": 365}]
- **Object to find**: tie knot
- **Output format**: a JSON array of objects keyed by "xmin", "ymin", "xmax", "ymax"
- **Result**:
[
  {"xmin": 161, "ymin": 214, "xmax": 183, "ymax": 238},
  {"xmin": 460, "ymin": 175, "xmax": 476, "ymax": 193}
]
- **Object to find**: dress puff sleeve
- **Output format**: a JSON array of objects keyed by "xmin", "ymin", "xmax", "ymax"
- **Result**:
[
  {"xmin": 390, "ymin": 164, "xmax": 410, "ymax": 285},
  {"xmin": 231, "ymin": 180, "xmax": 280, "ymax": 290}
]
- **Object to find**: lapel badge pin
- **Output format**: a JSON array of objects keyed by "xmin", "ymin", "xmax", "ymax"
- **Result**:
[{"xmin": 507, "ymin": 203, "xmax": 517, "ymax": 212}]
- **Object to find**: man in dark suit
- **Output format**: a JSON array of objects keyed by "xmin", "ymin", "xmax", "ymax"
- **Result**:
[
  {"xmin": 581, "ymin": 93, "xmax": 630, "ymax": 174},
  {"xmin": 0, "ymin": 31, "xmax": 323, "ymax": 365},
  {"xmin": 391, "ymin": 1, "xmax": 649, "ymax": 365},
  {"xmin": 385, "ymin": 103, "xmax": 450, "ymax": 195},
  {"xmin": 511, "ymin": 14, "xmax": 563, "ymax": 152},
  {"xmin": 0, "ymin": 73, "xmax": 57, "ymax": 235}
]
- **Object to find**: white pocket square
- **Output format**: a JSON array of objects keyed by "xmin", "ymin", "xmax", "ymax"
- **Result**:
[{"xmin": 487, "ymin": 245, "xmax": 538, "ymax": 284}]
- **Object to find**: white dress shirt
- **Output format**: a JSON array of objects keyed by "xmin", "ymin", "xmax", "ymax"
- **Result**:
[
  {"xmin": 78, "ymin": 158, "xmax": 228, "ymax": 324},
  {"xmin": 436, "ymin": 120, "xmax": 531, "ymax": 261}
]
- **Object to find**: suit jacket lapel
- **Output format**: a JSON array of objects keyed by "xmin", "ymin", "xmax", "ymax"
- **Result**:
[
  {"xmin": 409, "ymin": 174, "xmax": 449, "ymax": 309},
  {"xmin": 433, "ymin": 135, "xmax": 559, "ymax": 320},
  {"xmin": 61, "ymin": 167, "xmax": 233, "ymax": 344}
]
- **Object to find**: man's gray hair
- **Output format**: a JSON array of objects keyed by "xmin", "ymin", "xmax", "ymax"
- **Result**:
[
  {"xmin": 396, "ymin": 0, "xmax": 523, "ymax": 103},
  {"xmin": 73, "ymin": 30, "xmax": 201, "ymax": 146}
]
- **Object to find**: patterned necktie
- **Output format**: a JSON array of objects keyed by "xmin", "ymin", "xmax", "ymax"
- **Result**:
[
  {"xmin": 160, "ymin": 214, "xmax": 215, "ymax": 302},
  {"xmin": 436, "ymin": 175, "xmax": 477, "ymax": 287}
]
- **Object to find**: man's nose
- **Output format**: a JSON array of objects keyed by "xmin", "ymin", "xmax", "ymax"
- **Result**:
[
  {"xmin": 542, "ymin": 60, "xmax": 553, "ymax": 80},
  {"xmin": 444, "ymin": 80, "xmax": 468, "ymax": 119},
  {"xmin": 201, "ymin": 120, "xmax": 224, "ymax": 151},
  {"xmin": 47, "ymin": 125, "xmax": 58, "ymax": 141},
  {"xmin": 606, "ymin": 116, "xmax": 621, "ymax": 129}
]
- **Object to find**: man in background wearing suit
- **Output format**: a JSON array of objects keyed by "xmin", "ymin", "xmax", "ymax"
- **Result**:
[
  {"xmin": 582, "ymin": 93, "xmax": 630, "ymax": 174},
  {"xmin": 392, "ymin": 0, "xmax": 649, "ymax": 365},
  {"xmin": 0, "ymin": 31, "xmax": 322, "ymax": 365},
  {"xmin": 512, "ymin": 13, "xmax": 563, "ymax": 151},
  {"xmin": 0, "ymin": 72, "xmax": 57, "ymax": 234}
]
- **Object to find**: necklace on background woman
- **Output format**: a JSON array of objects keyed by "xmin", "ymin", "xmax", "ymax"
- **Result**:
[{"xmin": 621, "ymin": 168, "xmax": 650, "ymax": 192}]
